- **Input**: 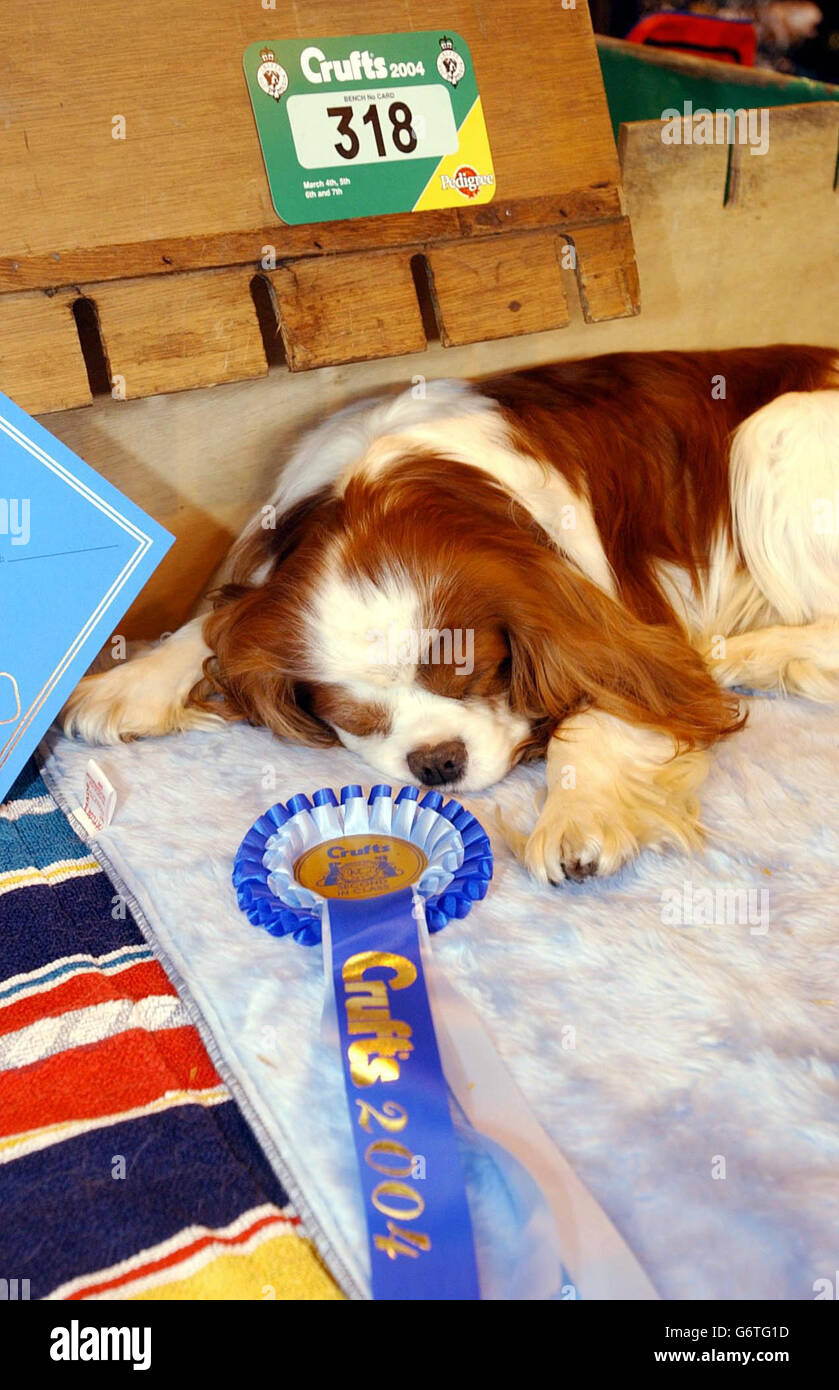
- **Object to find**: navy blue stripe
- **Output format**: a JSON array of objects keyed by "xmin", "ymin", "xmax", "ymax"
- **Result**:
[
  {"xmin": 0, "ymin": 1101, "xmax": 291, "ymax": 1299},
  {"xmin": 3, "ymin": 765, "xmax": 50, "ymax": 804},
  {"xmin": 1, "ymin": 760, "xmax": 144, "ymax": 976},
  {"xmin": 0, "ymin": 876, "xmax": 145, "ymax": 977}
]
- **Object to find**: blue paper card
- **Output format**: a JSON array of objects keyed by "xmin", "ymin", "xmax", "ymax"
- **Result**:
[{"xmin": 0, "ymin": 392, "xmax": 174, "ymax": 802}]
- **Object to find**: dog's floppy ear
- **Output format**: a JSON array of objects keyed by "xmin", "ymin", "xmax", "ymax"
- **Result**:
[
  {"xmin": 187, "ymin": 488, "xmax": 341, "ymax": 746},
  {"xmin": 507, "ymin": 557, "xmax": 744, "ymax": 750},
  {"xmin": 224, "ymin": 485, "xmax": 339, "ymax": 587},
  {"xmin": 188, "ymin": 584, "xmax": 337, "ymax": 746}
]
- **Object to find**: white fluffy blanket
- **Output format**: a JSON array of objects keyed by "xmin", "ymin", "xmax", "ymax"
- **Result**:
[{"xmin": 41, "ymin": 692, "xmax": 839, "ymax": 1300}]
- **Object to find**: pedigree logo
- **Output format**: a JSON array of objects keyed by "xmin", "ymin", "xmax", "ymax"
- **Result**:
[
  {"xmin": 440, "ymin": 165, "xmax": 494, "ymax": 198},
  {"xmin": 295, "ymin": 835, "xmax": 427, "ymax": 901}
]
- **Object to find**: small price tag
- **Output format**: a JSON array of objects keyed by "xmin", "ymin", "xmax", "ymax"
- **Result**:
[
  {"xmin": 78, "ymin": 758, "xmax": 117, "ymax": 835},
  {"xmin": 243, "ymin": 31, "xmax": 495, "ymax": 224}
]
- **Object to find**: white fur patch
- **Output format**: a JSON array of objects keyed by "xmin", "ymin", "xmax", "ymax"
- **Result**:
[
  {"xmin": 657, "ymin": 388, "xmax": 839, "ymax": 657},
  {"xmin": 335, "ymin": 684, "xmax": 529, "ymax": 791},
  {"xmin": 730, "ymin": 389, "xmax": 839, "ymax": 624},
  {"xmin": 655, "ymin": 531, "xmax": 773, "ymax": 645},
  {"xmin": 268, "ymin": 380, "xmax": 492, "ymax": 516},
  {"xmin": 306, "ymin": 563, "xmax": 423, "ymax": 688}
]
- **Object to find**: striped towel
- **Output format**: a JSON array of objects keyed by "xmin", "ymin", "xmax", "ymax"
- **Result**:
[{"xmin": 0, "ymin": 762, "xmax": 342, "ymax": 1301}]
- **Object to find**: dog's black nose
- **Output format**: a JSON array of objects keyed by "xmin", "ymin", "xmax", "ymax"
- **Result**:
[{"xmin": 407, "ymin": 739, "xmax": 467, "ymax": 786}]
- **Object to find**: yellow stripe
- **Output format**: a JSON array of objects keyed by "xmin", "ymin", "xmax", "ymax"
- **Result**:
[
  {"xmin": 0, "ymin": 857, "xmax": 100, "ymax": 896},
  {"xmin": 129, "ymin": 1233, "xmax": 344, "ymax": 1301}
]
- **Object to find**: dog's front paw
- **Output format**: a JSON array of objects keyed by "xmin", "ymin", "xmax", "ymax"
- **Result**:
[
  {"xmin": 524, "ymin": 807, "xmax": 638, "ymax": 886},
  {"xmin": 62, "ymin": 668, "xmax": 143, "ymax": 744},
  {"xmin": 62, "ymin": 665, "xmax": 212, "ymax": 745},
  {"xmin": 523, "ymin": 765, "xmax": 707, "ymax": 887},
  {"xmin": 518, "ymin": 711, "xmax": 711, "ymax": 887},
  {"xmin": 62, "ymin": 641, "xmax": 219, "ymax": 745}
]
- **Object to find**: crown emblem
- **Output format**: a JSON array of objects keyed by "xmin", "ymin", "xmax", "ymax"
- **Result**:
[
  {"xmin": 260, "ymin": 48, "xmax": 275, "ymax": 64},
  {"xmin": 436, "ymin": 35, "xmax": 464, "ymax": 86}
]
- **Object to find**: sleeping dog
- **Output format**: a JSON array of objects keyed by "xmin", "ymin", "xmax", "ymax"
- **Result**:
[{"xmin": 63, "ymin": 345, "xmax": 839, "ymax": 883}]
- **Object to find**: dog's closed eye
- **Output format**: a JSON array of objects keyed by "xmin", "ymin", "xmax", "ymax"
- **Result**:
[{"xmin": 306, "ymin": 684, "xmax": 392, "ymax": 738}]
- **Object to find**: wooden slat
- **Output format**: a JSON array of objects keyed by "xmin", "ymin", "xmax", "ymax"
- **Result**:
[
  {"xmin": 567, "ymin": 217, "xmax": 640, "ymax": 323},
  {"xmin": 0, "ymin": 290, "xmax": 91, "ymax": 414},
  {"xmin": 618, "ymin": 118, "xmax": 731, "ymax": 330},
  {"xmin": 269, "ymin": 252, "xmax": 426, "ymax": 370},
  {"xmin": 729, "ymin": 100, "xmax": 839, "ymax": 211},
  {"xmin": 84, "ymin": 268, "xmax": 267, "ymax": 399},
  {"xmin": 426, "ymin": 232, "xmax": 570, "ymax": 346},
  {"xmin": 619, "ymin": 115, "xmax": 732, "ymax": 208},
  {"xmin": 0, "ymin": 189, "xmax": 626, "ymax": 295},
  {"xmin": 617, "ymin": 102, "xmax": 838, "ymax": 346}
]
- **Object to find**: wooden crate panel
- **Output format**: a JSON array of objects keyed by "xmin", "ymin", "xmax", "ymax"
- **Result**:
[
  {"xmin": 569, "ymin": 218, "xmax": 640, "ymax": 323},
  {"xmin": 86, "ymin": 268, "xmax": 268, "ymax": 399},
  {"xmin": 426, "ymin": 233, "xmax": 570, "ymax": 346},
  {"xmin": 730, "ymin": 101, "xmax": 839, "ymax": 211},
  {"xmin": 0, "ymin": 291, "xmax": 91, "ymax": 414},
  {"xmin": 618, "ymin": 119, "xmax": 732, "ymax": 326},
  {"xmin": 270, "ymin": 252, "xmax": 426, "ymax": 370},
  {"xmin": 0, "ymin": 0, "xmax": 623, "ymax": 288},
  {"xmin": 617, "ymin": 101, "xmax": 838, "ymax": 345},
  {"xmin": 0, "ymin": 1, "xmax": 640, "ymax": 392}
]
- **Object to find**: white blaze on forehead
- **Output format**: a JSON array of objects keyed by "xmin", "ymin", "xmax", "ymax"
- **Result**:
[
  {"xmin": 304, "ymin": 553, "xmax": 529, "ymax": 791},
  {"xmin": 307, "ymin": 563, "xmax": 425, "ymax": 687}
]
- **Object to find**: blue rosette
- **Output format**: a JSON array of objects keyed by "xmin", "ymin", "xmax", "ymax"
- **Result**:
[
  {"xmin": 231, "ymin": 781, "xmax": 659, "ymax": 1303},
  {"xmin": 233, "ymin": 783, "xmax": 493, "ymax": 946}
]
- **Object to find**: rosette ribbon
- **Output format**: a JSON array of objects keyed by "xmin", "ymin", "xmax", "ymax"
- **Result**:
[{"xmin": 234, "ymin": 784, "xmax": 659, "ymax": 1302}]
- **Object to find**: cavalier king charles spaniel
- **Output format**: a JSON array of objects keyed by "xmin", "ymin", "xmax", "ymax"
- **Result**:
[{"xmin": 63, "ymin": 345, "xmax": 839, "ymax": 884}]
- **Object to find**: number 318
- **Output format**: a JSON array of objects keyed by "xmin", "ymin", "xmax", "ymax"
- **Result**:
[{"xmin": 327, "ymin": 101, "xmax": 418, "ymax": 159}]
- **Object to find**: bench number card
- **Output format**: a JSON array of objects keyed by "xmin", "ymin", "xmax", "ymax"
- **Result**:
[{"xmin": 243, "ymin": 32, "xmax": 495, "ymax": 224}]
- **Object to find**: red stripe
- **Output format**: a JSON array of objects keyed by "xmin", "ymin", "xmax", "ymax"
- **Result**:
[
  {"xmin": 0, "ymin": 960, "xmax": 176, "ymax": 1038},
  {"xmin": 0, "ymin": 1026, "xmax": 221, "ymax": 1137},
  {"xmin": 67, "ymin": 1209, "xmax": 302, "ymax": 1300}
]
